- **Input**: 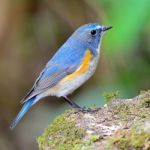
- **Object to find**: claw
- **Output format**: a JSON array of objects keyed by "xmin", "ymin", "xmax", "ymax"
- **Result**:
[{"xmin": 73, "ymin": 107, "xmax": 101, "ymax": 113}]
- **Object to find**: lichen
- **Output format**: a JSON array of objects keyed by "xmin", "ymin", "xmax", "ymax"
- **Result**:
[
  {"xmin": 109, "ymin": 92, "xmax": 150, "ymax": 124},
  {"xmin": 139, "ymin": 90, "xmax": 150, "ymax": 108},
  {"xmin": 140, "ymin": 98, "xmax": 150, "ymax": 108},
  {"xmin": 108, "ymin": 129, "xmax": 150, "ymax": 150},
  {"xmin": 111, "ymin": 102, "xmax": 130, "ymax": 118}
]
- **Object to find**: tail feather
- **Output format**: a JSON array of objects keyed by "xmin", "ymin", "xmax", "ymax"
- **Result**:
[{"xmin": 10, "ymin": 97, "xmax": 35, "ymax": 130}]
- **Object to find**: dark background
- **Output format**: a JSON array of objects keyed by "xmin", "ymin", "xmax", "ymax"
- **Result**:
[{"xmin": 0, "ymin": 0, "xmax": 150, "ymax": 149}]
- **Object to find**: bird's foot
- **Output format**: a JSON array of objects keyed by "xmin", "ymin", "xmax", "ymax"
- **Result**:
[{"xmin": 73, "ymin": 107, "xmax": 101, "ymax": 113}]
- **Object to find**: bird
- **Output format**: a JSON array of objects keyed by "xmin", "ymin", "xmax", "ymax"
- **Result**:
[{"xmin": 10, "ymin": 23, "xmax": 112, "ymax": 129}]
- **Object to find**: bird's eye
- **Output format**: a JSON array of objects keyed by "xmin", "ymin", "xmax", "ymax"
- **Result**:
[{"xmin": 90, "ymin": 30, "xmax": 97, "ymax": 36}]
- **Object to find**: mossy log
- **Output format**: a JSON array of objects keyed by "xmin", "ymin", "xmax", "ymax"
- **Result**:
[{"xmin": 37, "ymin": 90, "xmax": 150, "ymax": 150}]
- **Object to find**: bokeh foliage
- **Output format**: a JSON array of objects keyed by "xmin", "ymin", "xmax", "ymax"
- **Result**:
[{"xmin": 0, "ymin": 0, "xmax": 149, "ymax": 149}]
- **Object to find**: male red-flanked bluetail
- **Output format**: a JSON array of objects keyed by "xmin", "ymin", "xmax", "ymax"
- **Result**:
[{"xmin": 10, "ymin": 23, "xmax": 112, "ymax": 129}]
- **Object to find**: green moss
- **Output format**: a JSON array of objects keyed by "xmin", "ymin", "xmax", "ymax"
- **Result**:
[
  {"xmin": 90, "ymin": 134, "xmax": 102, "ymax": 142},
  {"xmin": 103, "ymin": 91, "xmax": 119, "ymax": 103},
  {"xmin": 37, "ymin": 111, "xmax": 91, "ymax": 150},
  {"xmin": 108, "ymin": 129, "xmax": 150, "ymax": 150}
]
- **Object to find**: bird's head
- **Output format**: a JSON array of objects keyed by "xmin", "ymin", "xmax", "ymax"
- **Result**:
[{"xmin": 70, "ymin": 23, "xmax": 112, "ymax": 54}]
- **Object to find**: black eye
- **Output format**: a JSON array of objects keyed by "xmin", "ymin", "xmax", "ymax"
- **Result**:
[{"xmin": 90, "ymin": 30, "xmax": 97, "ymax": 36}]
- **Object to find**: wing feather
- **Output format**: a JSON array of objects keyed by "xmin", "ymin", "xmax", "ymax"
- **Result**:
[
  {"xmin": 21, "ymin": 64, "xmax": 77, "ymax": 103},
  {"xmin": 20, "ymin": 46, "xmax": 86, "ymax": 103},
  {"xmin": 20, "ymin": 69, "xmax": 46, "ymax": 103}
]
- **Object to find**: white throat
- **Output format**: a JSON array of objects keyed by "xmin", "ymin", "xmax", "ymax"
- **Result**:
[{"xmin": 96, "ymin": 39, "xmax": 102, "ymax": 54}]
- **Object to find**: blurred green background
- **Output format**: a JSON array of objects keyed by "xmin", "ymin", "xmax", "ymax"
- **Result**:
[{"xmin": 0, "ymin": 0, "xmax": 150, "ymax": 149}]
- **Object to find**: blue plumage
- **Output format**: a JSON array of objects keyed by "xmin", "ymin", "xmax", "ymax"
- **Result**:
[
  {"xmin": 10, "ymin": 97, "xmax": 35, "ymax": 130},
  {"xmin": 10, "ymin": 23, "xmax": 112, "ymax": 129},
  {"xmin": 41, "ymin": 47, "xmax": 85, "ymax": 80}
]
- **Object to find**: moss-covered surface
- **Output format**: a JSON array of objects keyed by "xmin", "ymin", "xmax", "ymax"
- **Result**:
[
  {"xmin": 37, "ymin": 90, "xmax": 150, "ymax": 150},
  {"xmin": 108, "ymin": 129, "xmax": 150, "ymax": 150},
  {"xmin": 37, "ymin": 111, "xmax": 97, "ymax": 150}
]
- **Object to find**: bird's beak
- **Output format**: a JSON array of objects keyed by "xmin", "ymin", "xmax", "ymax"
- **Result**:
[{"xmin": 102, "ymin": 26, "xmax": 112, "ymax": 32}]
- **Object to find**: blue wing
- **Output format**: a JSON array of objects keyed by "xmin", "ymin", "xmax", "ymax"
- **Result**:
[{"xmin": 20, "ymin": 46, "xmax": 85, "ymax": 103}]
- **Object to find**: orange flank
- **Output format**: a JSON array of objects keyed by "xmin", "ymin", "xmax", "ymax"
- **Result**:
[{"xmin": 61, "ymin": 49, "xmax": 92, "ymax": 82}]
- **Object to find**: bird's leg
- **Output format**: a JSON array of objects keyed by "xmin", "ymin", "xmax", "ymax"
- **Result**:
[
  {"xmin": 62, "ymin": 96, "xmax": 81, "ymax": 109},
  {"xmin": 62, "ymin": 96, "xmax": 100, "ymax": 113}
]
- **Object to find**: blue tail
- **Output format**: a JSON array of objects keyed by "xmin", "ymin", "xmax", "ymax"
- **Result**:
[{"xmin": 10, "ymin": 97, "xmax": 35, "ymax": 130}]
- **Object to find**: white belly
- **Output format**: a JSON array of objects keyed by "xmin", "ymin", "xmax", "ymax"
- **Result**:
[{"xmin": 44, "ymin": 53, "xmax": 100, "ymax": 97}]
